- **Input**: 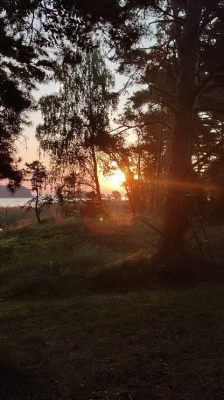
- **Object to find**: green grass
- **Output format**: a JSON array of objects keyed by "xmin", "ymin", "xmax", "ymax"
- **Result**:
[
  {"xmin": 0, "ymin": 218, "xmax": 224, "ymax": 399},
  {"xmin": 0, "ymin": 217, "xmax": 158, "ymax": 299}
]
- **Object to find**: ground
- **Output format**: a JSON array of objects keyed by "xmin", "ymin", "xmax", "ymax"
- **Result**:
[{"xmin": 0, "ymin": 214, "xmax": 224, "ymax": 399}]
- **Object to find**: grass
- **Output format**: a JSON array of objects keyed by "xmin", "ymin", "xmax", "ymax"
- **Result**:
[
  {"xmin": 0, "ymin": 203, "xmax": 61, "ymax": 227},
  {"xmin": 0, "ymin": 216, "xmax": 159, "ymax": 299},
  {"xmin": 0, "ymin": 206, "xmax": 35, "ymax": 227},
  {"xmin": 0, "ymin": 216, "xmax": 224, "ymax": 399},
  {"xmin": 1, "ymin": 290, "xmax": 224, "ymax": 399}
]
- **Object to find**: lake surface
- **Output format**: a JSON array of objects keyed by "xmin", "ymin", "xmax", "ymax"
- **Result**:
[{"xmin": 0, "ymin": 198, "xmax": 32, "ymax": 207}]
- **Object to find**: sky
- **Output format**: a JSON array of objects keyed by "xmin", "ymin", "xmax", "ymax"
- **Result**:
[{"xmin": 16, "ymin": 61, "xmax": 137, "ymax": 194}]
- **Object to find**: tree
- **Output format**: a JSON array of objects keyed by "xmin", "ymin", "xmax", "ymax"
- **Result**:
[
  {"xmin": 24, "ymin": 161, "xmax": 53, "ymax": 223},
  {"xmin": 54, "ymin": 171, "xmax": 83, "ymax": 215},
  {"xmin": 0, "ymin": 0, "xmax": 92, "ymax": 190},
  {"xmin": 114, "ymin": 107, "xmax": 169, "ymax": 215},
  {"xmin": 206, "ymin": 151, "xmax": 224, "ymax": 216},
  {"xmin": 111, "ymin": 190, "xmax": 121, "ymax": 201},
  {"xmin": 0, "ymin": 4, "xmax": 39, "ymax": 188},
  {"xmin": 37, "ymin": 47, "xmax": 117, "ymax": 201},
  {"xmin": 64, "ymin": 0, "xmax": 224, "ymax": 255}
]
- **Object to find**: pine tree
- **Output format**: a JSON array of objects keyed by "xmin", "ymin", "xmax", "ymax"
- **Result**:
[{"xmin": 0, "ymin": 0, "xmax": 91, "ymax": 189}]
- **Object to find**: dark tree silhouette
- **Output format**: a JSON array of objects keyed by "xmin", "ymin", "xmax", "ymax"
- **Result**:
[
  {"xmin": 111, "ymin": 190, "xmax": 122, "ymax": 201},
  {"xmin": 0, "ymin": 0, "xmax": 92, "ymax": 189},
  {"xmin": 24, "ymin": 161, "xmax": 53, "ymax": 223},
  {"xmin": 37, "ymin": 47, "xmax": 117, "ymax": 201},
  {"xmin": 62, "ymin": 0, "xmax": 224, "ymax": 254}
]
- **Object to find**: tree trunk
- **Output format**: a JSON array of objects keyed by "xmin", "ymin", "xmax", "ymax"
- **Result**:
[
  {"xmin": 162, "ymin": 0, "xmax": 203, "ymax": 254},
  {"xmin": 91, "ymin": 145, "xmax": 102, "ymax": 202},
  {"xmin": 35, "ymin": 191, "xmax": 41, "ymax": 223},
  {"xmin": 124, "ymin": 182, "xmax": 136, "ymax": 216},
  {"xmin": 35, "ymin": 203, "xmax": 41, "ymax": 223},
  {"xmin": 151, "ymin": 126, "xmax": 163, "ymax": 214},
  {"xmin": 36, "ymin": 210, "xmax": 41, "ymax": 223}
]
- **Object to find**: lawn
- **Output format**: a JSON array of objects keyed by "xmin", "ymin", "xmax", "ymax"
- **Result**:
[{"xmin": 0, "ymin": 217, "xmax": 224, "ymax": 399}]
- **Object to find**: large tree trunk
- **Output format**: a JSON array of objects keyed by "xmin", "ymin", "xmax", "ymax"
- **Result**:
[
  {"xmin": 150, "ymin": 127, "xmax": 163, "ymax": 214},
  {"xmin": 124, "ymin": 182, "xmax": 136, "ymax": 216},
  {"xmin": 162, "ymin": 0, "xmax": 203, "ymax": 254}
]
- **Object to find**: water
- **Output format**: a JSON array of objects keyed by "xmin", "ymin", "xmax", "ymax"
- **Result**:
[{"xmin": 0, "ymin": 198, "xmax": 32, "ymax": 207}]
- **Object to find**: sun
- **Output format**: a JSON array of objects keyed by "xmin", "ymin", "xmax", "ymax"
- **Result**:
[{"xmin": 107, "ymin": 169, "xmax": 126, "ymax": 188}]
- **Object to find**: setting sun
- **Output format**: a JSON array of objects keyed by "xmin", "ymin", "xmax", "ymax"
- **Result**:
[{"xmin": 107, "ymin": 169, "xmax": 126, "ymax": 188}]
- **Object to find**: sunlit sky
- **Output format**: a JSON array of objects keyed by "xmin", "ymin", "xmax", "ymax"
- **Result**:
[{"xmin": 17, "ymin": 62, "xmax": 137, "ymax": 194}]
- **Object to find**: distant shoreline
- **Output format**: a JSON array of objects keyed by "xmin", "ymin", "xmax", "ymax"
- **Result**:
[
  {"xmin": 0, "ymin": 198, "xmax": 32, "ymax": 207},
  {"xmin": 0, "ymin": 196, "xmax": 31, "ymax": 199},
  {"xmin": 0, "ymin": 185, "xmax": 31, "ymax": 199}
]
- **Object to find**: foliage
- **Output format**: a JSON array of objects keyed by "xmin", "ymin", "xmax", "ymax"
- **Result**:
[
  {"xmin": 0, "ymin": 0, "xmax": 93, "ymax": 189},
  {"xmin": 23, "ymin": 161, "xmax": 53, "ymax": 223},
  {"xmin": 0, "ymin": 3, "xmax": 44, "ymax": 187},
  {"xmin": 111, "ymin": 190, "xmax": 121, "ymax": 201},
  {"xmin": 37, "ymin": 47, "xmax": 117, "ymax": 200}
]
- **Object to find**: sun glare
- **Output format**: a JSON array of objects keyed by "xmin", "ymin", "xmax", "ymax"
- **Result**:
[{"xmin": 107, "ymin": 170, "xmax": 126, "ymax": 188}]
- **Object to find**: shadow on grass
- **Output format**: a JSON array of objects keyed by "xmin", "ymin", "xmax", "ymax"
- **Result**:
[
  {"xmin": 93, "ymin": 251, "xmax": 224, "ymax": 293},
  {"xmin": 0, "ymin": 358, "xmax": 50, "ymax": 400},
  {"xmin": 3, "ymin": 252, "xmax": 224, "ymax": 300}
]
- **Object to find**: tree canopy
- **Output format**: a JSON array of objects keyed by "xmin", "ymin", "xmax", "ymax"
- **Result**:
[
  {"xmin": 37, "ymin": 47, "xmax": 117, "ymax": 200},
  {"xmin": 0, "ymin": 0, "xmax": 91, "ymax": 189}
]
